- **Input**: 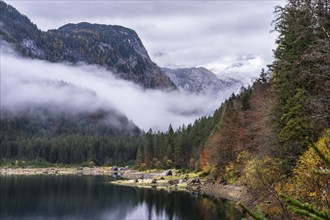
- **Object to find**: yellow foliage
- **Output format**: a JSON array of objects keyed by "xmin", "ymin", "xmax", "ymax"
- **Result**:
[
  {"xmin": 236, "ymin": 150, "xmax": 251, "ymax": 163},
  {"xmin": 277, "ymin": 129, "xmax": 330, "ymax": 210},
  {"xmin": 244, "ymin": 156, "xmax": 283, "ymax": 190},
  {"xmin": 242, "ymin": 156, "xmax": 284, "ymax": 218},
  {"xmin": 225, "ymin": 162, "xmax": 234, "ymax": 173},
  {"xmin": 222, "ymin": 161, "xmax": 241, "ymax": 184},
  {"xmin": 202, "ymin": 165, "xmax": 214, "ymax": 175},
  {"xmin": 218, "ymin": 151, "xmax": 252, "ymax": 184}
]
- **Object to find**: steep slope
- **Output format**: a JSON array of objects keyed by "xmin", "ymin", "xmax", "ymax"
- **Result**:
[
  {"xmin": 0, "ymin": 1, "xmax": 176, "ymax": 90},
  {"xmin": 0, "ymin": 1, "xmax": 41, "ymax": 43},
  {"xmin": 162, "ymin": 67, "xmax": 242, "ymax": 95}
]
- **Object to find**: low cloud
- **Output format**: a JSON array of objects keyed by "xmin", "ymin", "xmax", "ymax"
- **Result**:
[{"xmin": 1, "ymin": 44, "xmax": 237, "ymax": 131}]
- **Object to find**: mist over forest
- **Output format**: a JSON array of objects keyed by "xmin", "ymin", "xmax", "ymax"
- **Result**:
[{"xmin": 1, "ymin": 44, "xmax": 239, "ymax": 131}]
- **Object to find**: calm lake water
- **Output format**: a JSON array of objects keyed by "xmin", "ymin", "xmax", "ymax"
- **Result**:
[{"xmin": 0, "ymin": 175, "xmax": 242, "ymax": 220}]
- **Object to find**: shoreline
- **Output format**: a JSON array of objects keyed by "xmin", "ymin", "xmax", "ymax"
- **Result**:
[
  {"xmin": 0, "ymin": 166, "xmax": 115, "ymax": 176},
  {"xmin": 0, "ymin": 167, "xmax": 252, "ymax": 206},
  {"xmin": 113, "ymin": 169, "xmax": 252, "ymax": 205}
]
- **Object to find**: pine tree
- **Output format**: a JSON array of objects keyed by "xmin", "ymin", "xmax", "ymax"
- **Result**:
[
  {"xmin": 144, "ymin": 129, "xmax": 154, "ymax": 167},
  {"xmin": 136, "ymin": 145, "xmax": 144, "ymax": 166},
  {"xmin": 166, "ymin": 124, "xmax": 175, "ymax": 161},
  {"xmin": 271, "ymin": 0, "xmax": 330, "ymax": 171}
]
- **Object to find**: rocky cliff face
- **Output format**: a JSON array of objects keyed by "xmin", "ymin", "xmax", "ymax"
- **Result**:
[
  {"xmin": 162, "ymin": 67, "xmax": 242, "ymax": 95},
  {"xmin": 0, "ymin": 1, "xmax": 176, "ymax": 90}
]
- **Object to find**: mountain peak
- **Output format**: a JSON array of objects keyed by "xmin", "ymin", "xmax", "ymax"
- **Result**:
[
  {"xmin": 162, "ymin": 67, "xmax": 242, "ymax": 95},
  {"xmin": 54, "ymin": 22, "xmax": 150, "ymax": 59},
  {"xmin": 0, "ymin": 2, "xmax": 176, "ymax": 90}
]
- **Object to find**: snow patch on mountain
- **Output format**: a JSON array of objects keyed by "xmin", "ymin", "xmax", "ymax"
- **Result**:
[
  {"xmin": 204, "ymin": 54, "xmax": 264, "ymax": 86},
  {"xmin": 162, "ymin": 67, "xmax": 242, "ymax": 96},
  {"xmin": 21, "ymin": 39, "xmax": 44, "ymax": 57}
]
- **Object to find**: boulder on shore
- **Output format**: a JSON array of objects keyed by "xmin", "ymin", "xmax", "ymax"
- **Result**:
[
  {"xmin": 165, "ymin": 170, "xmax": 172, "ymax": 176},
  {"xmin": 187, "ymin": 177, "xmax": 200, "ymax": 185},
  {"xmin": 168, "ymin": 179, "xmax": 179, "ymax": 185},
  {"xmin": 179, "ymin": 177, "xmax": 188, "ymax": 183}
]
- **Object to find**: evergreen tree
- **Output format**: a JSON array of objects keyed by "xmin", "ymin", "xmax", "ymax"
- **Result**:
[
  {"xmin": 166, "ymin": 124, "xmax": 175, "ymax": 161},
  {"xmin": 144, "ymin": 129, "xmax": 154, "ymax": 167},
  {"xmin": 271, "ymin": 0, "xmax": 330, "ymax": 171}
]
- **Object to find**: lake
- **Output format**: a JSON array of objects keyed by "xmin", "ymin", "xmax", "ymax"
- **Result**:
[{"xmin": 0, "ymin": 175, "xmax": 242, "ymax": 220}]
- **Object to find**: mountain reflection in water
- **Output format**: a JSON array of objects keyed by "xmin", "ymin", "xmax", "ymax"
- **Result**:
[{"xmin": 0, "ymin": 175, "xmax": 242, "ymax": 220}]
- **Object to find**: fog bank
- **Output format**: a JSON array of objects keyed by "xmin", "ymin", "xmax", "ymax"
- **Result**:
[{"xmin": 1, "ymin": 45, "xmax": 237, "ymax": 131}]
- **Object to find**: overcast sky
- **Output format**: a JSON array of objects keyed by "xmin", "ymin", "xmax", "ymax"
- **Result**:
[{"xmin": 6, "ymin": 0, "xmax": 284, "ymax": 70}]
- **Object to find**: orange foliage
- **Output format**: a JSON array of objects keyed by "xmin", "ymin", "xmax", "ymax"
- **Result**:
[
  {"xmin": 199, "ymin": 148, "xmax": 212, "ymax": 169},
  {"xmin": 199, "ymin": 83, "xmax": 274, "ymax": 177}
]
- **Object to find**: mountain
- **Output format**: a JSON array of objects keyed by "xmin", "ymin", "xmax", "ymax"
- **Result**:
[
  {"xmin": 162, "ymin": 67, "xmax": 242, "ymax": 95},
  {"xmin": 208, "ymin": 54, "xmax": 264, "ymax": 86},
  {"xmin": 0, "ymin": 1, "xmax": 176, "ymax": 90}
]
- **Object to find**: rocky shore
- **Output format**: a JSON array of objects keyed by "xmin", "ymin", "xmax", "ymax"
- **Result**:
[
  {"xmin": 113, "ymin": 169, "xmax": 252, "ymax": 205},
  {"xmin": 201, "ymin": 182, "xmax": 252, "ymax": 204},
  {"xmin": 113, "ymin": 169, "xmax": 203, "ymax": 192}
]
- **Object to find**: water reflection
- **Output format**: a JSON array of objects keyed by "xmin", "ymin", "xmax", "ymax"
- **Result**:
[{"xmin": 0, "ymin": 175, "xmax": 242, "ymax": 220}]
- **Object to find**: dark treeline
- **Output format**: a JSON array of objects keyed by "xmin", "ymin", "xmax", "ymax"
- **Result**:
[
  {"xmin": 0, "ymin": 113, "xmax": 142, "ymax": 166},
  {"xmin": 136, "ymin": 114, "xmax": 215, "ymax": 170},
  {"xmin": 0, "ymin": 134, "xmax": 142, "ymax": 166},
  {"xmin": 0, "ymin": 106, "xmax": 216, "ymax": 167}
]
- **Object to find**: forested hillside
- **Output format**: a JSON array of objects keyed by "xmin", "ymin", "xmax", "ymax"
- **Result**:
[
  {"xmin": 0, "ymin": 0, "xmax": 329, "ymax": 219},
  {"xmin": 135, "ymin": 72, "xmax": 271, "ymax": 171},
  {"xmin": 0, "ymin": 111, "xmax": 142, "ymax": 165},
  {"xmin": 134, "ymin": 0, "xmax": 330, "ymax": 218}
]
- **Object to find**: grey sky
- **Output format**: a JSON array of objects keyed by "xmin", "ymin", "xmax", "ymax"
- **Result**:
[{"xmin": 6, "ymin": 0, "xmax": 284, "ymax": 70}]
